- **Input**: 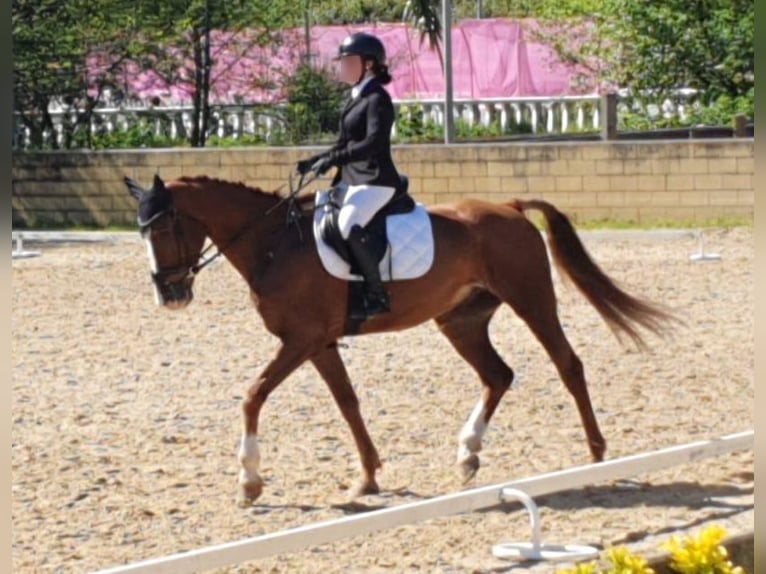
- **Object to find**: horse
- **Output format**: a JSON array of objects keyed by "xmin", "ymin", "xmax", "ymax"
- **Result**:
[{"xmin": 124, "ymin": 173, "xmax": 674, "ymax": 505}]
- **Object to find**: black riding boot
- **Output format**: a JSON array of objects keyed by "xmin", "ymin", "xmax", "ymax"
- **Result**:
[{"xmin": 346, "ymin": 225, "xmax": 391, "ymax": 316}]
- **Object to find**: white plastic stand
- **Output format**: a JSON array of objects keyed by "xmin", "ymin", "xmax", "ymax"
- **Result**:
[
  {"xmin": 12, "ymin": 233, "xmax": 42, "ymax": 259},
  {"xmin": 689, "ymin": 229, "xmax": 720, "ymax": 261},
  {"xmin": 491, "ymin": 487, "xmax": 599, "ymax": 562}
]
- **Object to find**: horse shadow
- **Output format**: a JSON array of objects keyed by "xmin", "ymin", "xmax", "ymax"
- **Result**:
[
  {"xmin": 330, "ymin": 487, "xmax": 431, "ymax": 514},
  {"xmin": 481, "ymin": 477, "xmax": 752, "ymax": 522},
  {"xmin": 245, "ymin": 478, "xmax": 752, "ymax": 518},
  {"xmin": 245, "ymin": 487, "xmax": 430, "ymax": 516},
  {"xmin": 538, "ymin": 478, "xmax": 750, "ymax": 510}
]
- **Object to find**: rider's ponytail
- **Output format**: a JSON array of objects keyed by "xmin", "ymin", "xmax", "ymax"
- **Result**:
[{"xmin": 374, "ymin": 62, "xmax": 392, "ymax": 85}]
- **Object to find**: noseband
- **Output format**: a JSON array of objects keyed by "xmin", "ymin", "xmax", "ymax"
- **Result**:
[{"xmin": 139, "ymin": 208, "xmax": 199, "ymax": 290}]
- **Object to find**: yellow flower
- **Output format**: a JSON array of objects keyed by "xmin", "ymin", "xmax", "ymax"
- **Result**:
[
  {"xmin": 555, "ymin": 561, "xmax": 599, "ymax": 574},
  {"xmin": 660, "ymin": 525, "xmax": 746, "ymax": 574},
  {"xmin": 555, "ymin": 527, "xmax": 745, "ymax": 574},
  {"xmin": 606, "ymin": 546, "xmax": 656, "ymax": 573}
]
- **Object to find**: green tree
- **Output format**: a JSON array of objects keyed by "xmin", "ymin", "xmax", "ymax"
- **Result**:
[
  {"xmin": 520, "ymin": 0, "xmax": 754, "ymax": 124},
  {"xmin": 613, "ymin": 0, "xmax": 754, "ymax": 120},
  {"xmin": 13, "ymin": 0, "xmax": 300, "ymax": 149},
  {"xmin": 281, "ymin": 62, "xmax": 347, "ymax": 143},
  {"xmin": 132, "ymin": 0, "xmax": 296, "ymax": 147},
  {"xmin": 307, "ymin": 0, "xmax": 408, "ymax": 24},
  {"xmin": 403, "ymin": 0, "xmax": 443, "ymax": 66},
  {"xmin": 13, "ymin": 0, "xmax": 141, "ymax": 149}
]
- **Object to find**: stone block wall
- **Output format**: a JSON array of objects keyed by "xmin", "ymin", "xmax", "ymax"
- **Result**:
[{"xmin": 12, "ymin": 139, "xmax": 753, "ymax": 227}]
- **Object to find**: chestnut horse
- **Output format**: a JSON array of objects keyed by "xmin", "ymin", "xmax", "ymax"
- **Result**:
[{"xmin": 124, "ymin": 174, "xmax": 673, "ymax": 505}]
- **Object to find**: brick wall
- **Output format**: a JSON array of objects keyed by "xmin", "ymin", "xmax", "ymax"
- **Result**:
[{"xmin": 12, "ymin": 139, "xmax": 753, "ymax": 227}]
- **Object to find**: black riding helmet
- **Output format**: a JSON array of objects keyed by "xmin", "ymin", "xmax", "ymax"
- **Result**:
[{"xmin": 336, "ymin": 32, "xmax": 386, "ymax": 66}]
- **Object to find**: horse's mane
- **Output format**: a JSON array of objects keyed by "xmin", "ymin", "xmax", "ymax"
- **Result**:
[
  {"xmin": 176, "ymin": 175, "xmax": 314, "ymax": 206},
  {"xmin": 177, "ymin": 175, "xmax": 279, "ymax": 198}
]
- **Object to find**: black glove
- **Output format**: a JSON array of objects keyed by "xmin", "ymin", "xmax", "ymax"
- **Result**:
[
  {"xmin": 311, "ymin": 155, "xmax": 335, "ymax": 176},
  {"xmin": 296, "ymin": 157, "xmax": 316, "ymax": 176}
]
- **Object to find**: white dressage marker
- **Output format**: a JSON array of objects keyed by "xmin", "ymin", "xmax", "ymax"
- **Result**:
[
  {"xmin": 91, "ymin": 430, "xmax": 752, "ymax": 574},
  {"xmin": 689, "ymin": 229, "xmax": 721, "ymax": 261},
  {"xmin": 12, "ymin": 232, "xmax": 42, "ymax": 259},
  {"xmin": 492, "ymin": 487, "xmax": 598, "ymax": 562}
]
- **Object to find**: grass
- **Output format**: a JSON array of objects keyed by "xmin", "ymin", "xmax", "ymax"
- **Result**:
[
  {"xmin": 521, "ymin": 214, "xmax": 753, "ymax": 231},
  {"xmin": 66, "ymin": 224, "xmax": 138, "ymax": 232},
  {"xmin": 572, "ymin": 216, "xmax": 753, "ymax": 231},
  {"xmin": 13, "ymin": 222, "xmax": 138, "ymax": 232}
]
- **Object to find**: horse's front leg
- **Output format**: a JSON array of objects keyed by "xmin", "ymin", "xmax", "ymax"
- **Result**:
[
  {"xmin": 238, "ymin": 341, "xmax": 315, "ymax": 505},
  {"xmin": 310, "ymin": 344, "xmax": 382, "ymax": 497}
]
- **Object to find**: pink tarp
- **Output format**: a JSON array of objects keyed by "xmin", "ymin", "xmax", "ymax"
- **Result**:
[{"xmin": 96, "ymin": 19, "xmax": 596, "ymax": 105}]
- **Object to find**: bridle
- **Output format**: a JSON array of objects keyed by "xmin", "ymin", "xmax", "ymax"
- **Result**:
[
  {"xmin": 138, "ymin": 207, "xmax": 199, "ymax": 292},
  {"xmin": 139, "ymin": 172, "xmax": 320, "ymax": 289}
]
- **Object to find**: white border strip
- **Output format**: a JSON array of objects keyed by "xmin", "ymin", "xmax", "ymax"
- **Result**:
[{"xmin": 92, "ymin": 430, "xmax": 752, "ymax": 574}]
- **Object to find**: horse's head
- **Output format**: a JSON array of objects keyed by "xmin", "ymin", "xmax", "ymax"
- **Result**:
[{"xmin": 124, "ymin": 174, "xmax": 207, "ymax": 310}]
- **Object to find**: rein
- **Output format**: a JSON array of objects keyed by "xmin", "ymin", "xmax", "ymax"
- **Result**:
[{"xmin": 187, "ymin": 172, "xmax": 319, "ymax": 277}]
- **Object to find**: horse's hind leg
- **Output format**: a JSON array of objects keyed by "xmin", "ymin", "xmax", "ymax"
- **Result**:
[
  {"xmin": 486, "ymin": 243, "xmax": 607, "ymax": 462},
  {"xmin": 527, "ymin": 314, "xmax": 606, "ymax": 461},
  {"xmin": 435, "ymin": 289, "xmax": 512, "ymax": 483}
]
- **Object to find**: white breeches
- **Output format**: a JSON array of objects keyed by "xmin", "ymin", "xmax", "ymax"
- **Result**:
[{"xmin": 336, "ymin": 184, "xmax": 396, "ymax": 240}]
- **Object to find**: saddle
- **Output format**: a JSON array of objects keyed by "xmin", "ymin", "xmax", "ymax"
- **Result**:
[
  {"xmin": 312, "ymin": 175, "xmax": 435, "ymax": 334},
  {"xmin": 318, "ymin": 175, "xmax": 415, "ymax": 274}
]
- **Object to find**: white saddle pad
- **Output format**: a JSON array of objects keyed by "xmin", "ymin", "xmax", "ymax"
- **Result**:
[{"xmin": 313, "ymin": 189, "xmax": 435, "ymax": 282}]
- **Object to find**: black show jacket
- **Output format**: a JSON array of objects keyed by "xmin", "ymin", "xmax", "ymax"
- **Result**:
[{"xmin": 324, "ymin": 79, "xmax": 402, "ymax": 193}]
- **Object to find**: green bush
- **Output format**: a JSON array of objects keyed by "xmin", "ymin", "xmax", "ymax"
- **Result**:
[
  {"xmin": 392, "ymin": 103, "xmax": 537, "ymax": 143},
  {"xmin": 683, "ymin": 91, "xmax": 754, "ymax": 127},
  {"xmin": 619, "ymin": 89, "xmax": 754, "ymax": 131},
  {"xmin": 393, "ymin": 103, "xmax": 443, "ymax": 142},
  {"xmin": 206, "ymin": 133, "xmax": 269, "ymax": 147},
  {"xmin": 89, "ymin": 119, "xmax": 187, "ymax": 149},
  {"xmin": 281, "ymin": 62, "xmax": 347, "ymax": 144}
]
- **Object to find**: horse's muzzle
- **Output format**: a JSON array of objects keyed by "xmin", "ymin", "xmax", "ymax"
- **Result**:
[{"xmin": 153, "ymin": 273, "xmax": 195, "ymax": 310}]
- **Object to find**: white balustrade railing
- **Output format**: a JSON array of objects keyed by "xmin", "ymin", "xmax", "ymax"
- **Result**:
[
  {"xmin": 12, "ymin": 104, "xmax": 286, "ymax": 149},
  {"xmin": 12, "ymin": 95, "xmax": 607, "ymax": 149},
  {"xmin": 391, "ymin": 96, "xmax": 602, "ymax": 138}
]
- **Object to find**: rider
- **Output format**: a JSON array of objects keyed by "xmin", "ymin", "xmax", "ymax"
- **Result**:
[{"xmin": 297, "ymin": 32, "xmax": 401, "ymax": 317}]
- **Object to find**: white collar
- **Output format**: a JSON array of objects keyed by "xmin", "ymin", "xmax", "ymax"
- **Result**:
[{"xmin": 351, "ymin": 75, "xmax": 375, "ymax": 99}]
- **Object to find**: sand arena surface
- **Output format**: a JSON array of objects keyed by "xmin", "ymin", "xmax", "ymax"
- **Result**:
[{"xmin": 12, "ymin": 227, "xmax": 753, "ymax": 573}]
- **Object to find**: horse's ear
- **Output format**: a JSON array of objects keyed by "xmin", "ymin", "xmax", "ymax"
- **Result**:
[
  {"xmin": 124, "ymin": 176, "xmax": 144, "ymax": 201},
  {"xmin": 153, "ymin": 174, "xmax": 166, "ymax": 191}
]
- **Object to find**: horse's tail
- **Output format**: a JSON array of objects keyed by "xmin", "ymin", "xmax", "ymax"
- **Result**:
[{"xmin": 509, "ymin": 198, "xmax": 678, "ymax": 349}]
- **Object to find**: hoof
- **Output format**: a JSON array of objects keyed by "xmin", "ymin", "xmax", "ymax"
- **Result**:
[
  {"xmin": 238, "ymin": 478, "xmax": 264, "ymax": 507},
  {"xmin": 590, "ymin": 441, "xmax": 606, "ymax": 463},
  {"xmin": 459, "ymin": 453, "xmax": 480, "ymax": 484},
  {"xmin": 351, "ymin": 480, "xmax": 380, "ymax": 498}
]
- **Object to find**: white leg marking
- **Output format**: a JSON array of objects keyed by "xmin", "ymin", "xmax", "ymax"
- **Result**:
[
  {"xmin": 457, "ymin": 399, "xmax": 488, "ymax": 462},
  {"xmin": 143, "ymin": 237, "xmax": 163, "ymax": 306},
  {"xmin": 238, "ymin": 434, "xmax": 262, "ymax": 485}
]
